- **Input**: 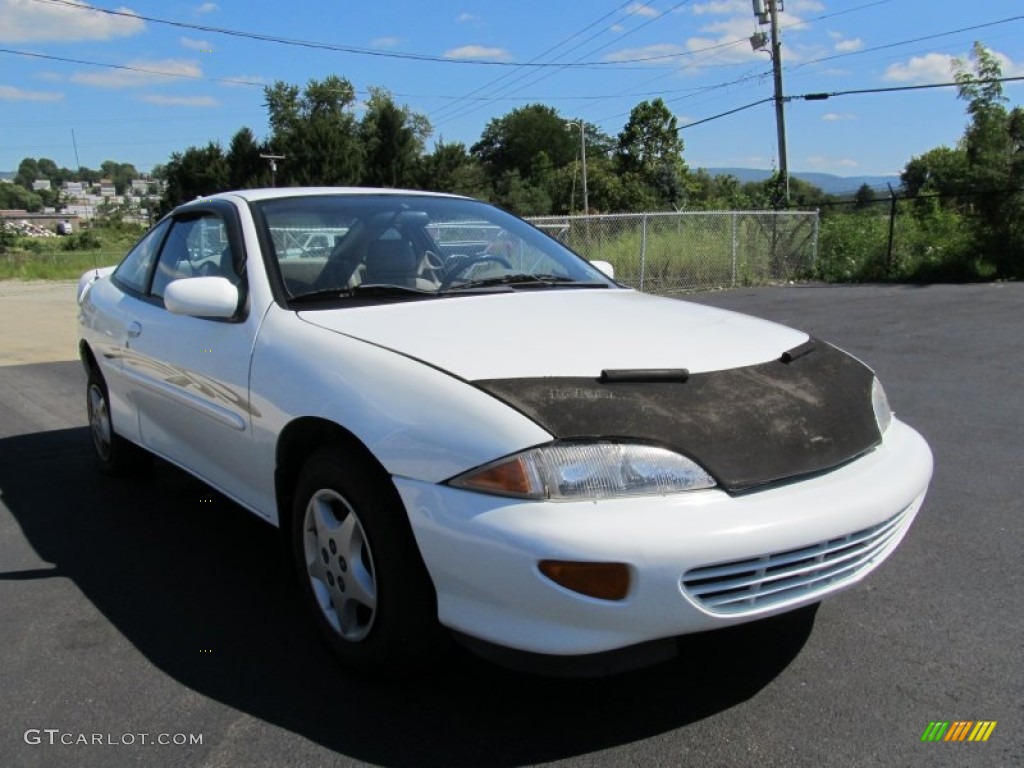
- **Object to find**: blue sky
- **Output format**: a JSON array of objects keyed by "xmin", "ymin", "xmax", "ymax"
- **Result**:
[{"xmin": 1, "ymin": 0, "xmax": 1022, "ymax": 178}]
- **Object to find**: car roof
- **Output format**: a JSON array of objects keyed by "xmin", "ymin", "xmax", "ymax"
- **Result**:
[{"xmin": 181, "ymin": 187, "xmax": 467, "ymax": 206}]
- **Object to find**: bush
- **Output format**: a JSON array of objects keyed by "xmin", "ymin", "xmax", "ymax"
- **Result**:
[{"xmin": 62, "ymin": 230, "xmax": 103, "ymax": 251}]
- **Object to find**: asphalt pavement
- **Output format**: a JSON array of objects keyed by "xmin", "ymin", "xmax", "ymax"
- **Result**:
[{"xmin": 0, "ymin": 281, "xmax": 1020, "ymax": 767}]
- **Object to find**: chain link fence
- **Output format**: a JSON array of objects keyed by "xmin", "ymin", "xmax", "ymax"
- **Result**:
[{"xmin": 528, "ymin": 211, "xmax": 819, "ymax": 293}]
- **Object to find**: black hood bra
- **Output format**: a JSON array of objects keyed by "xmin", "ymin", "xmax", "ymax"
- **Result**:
[{"xmin": 473, "ymin": 341, "xmax": 881, "ymax": 493}]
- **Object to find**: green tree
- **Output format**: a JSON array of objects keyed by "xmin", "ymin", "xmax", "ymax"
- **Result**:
[
  {"xmin": 360, "ymin": 87, "xmax": 430, "ymax": 188},
  {"xmin": 0, "ymin": 183, "xmax": 43, "ymax": 211},
  {"xmin": 226, "ymin": 127, "xmax": 267, "ymax": 189},
  {"xmin": 159, "ymin": 142, "xmax": 230, "ymax": 212},
  {"xmin": 264, "ymin": 75, "xmax": 363, "ymax": 186},
  {"xmin": 614, "ymin": 99, "xmax": 688, "ymax": 207},
  {"xmin": 472, "ymin": 104, "xmax": 576, "ymax": 184},
  {"xmin": 853, "ymin": 183, "xmax": 877, "ymax": 210},
  {"xmin": 952, "ymin": 42, "xmax": 1024, "ymax": 276},
  {"xmin": 14, "ymin": 158, "xmax": 40, "ymax": 188}
]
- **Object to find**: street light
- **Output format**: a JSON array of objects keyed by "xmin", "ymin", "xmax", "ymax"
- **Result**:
[{"xmin": 566, "ymin": 120, "xmax": 588, "ymax": 216}]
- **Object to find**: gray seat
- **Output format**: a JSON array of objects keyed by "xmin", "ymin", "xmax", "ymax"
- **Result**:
[{"xmin": 363, "ymin": 239, "xmax": 418, "ymax": 287}]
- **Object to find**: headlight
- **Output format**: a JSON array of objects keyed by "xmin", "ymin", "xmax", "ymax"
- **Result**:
[
  {"xmin": 872, "ymin": 377, "xmax": 893, "ymax": 434},
  {"xmin": 449, "ymin": 442, "xmax": 716, "ymax": 500}
]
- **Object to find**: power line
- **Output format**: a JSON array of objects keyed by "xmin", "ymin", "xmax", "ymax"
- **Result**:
[
  {"xmin": 793, "ymin": 75, "xmax": 1024, "ymax": 102},
  {"xmin": 678, "ymin": 98, "xmax": 774, "ymax": 130},
  {"xmin": 0, "ymin": 47, "xmax": 265, "ymax": 87},
  {"xmin": 789, "ymin": 14, "xmax": 1024, "ymax": 73},
  {"xmin": 427, "ymin": 0, "xmax": 637, "ymax": 122},
  {"xmin": 27, "ymin": 0, "xmax": 669, "ymax": 70},
  {"xmin": 434, "ymin": 0, "xmax": 694, "ymax": 128}
]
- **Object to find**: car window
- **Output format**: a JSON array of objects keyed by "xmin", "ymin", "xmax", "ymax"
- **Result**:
[
  {"xmin": 254, "ymin": 195, "xmax": 613, "ymax": 301},
  {"xmin": 112, "ymin": 219, "xmax": 170, "ymax": 294},
  {"xmin": 152, "ymin": 214, "xmax": 237, "ymax": 300}
]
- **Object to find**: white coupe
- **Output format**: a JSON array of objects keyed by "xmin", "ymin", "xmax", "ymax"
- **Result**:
[{"xmin": 77, "ymin": 188, "xmax": 933, "ymax": 674}]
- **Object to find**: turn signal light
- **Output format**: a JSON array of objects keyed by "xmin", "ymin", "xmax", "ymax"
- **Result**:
[{"xmin": 538, "ymin": 560, "xmax": 630, "ymax": 601}]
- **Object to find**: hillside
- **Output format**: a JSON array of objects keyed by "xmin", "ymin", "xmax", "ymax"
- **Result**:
[{"xmin": 703, "ymin": 167, "xmax": 900, "ymax": 195}]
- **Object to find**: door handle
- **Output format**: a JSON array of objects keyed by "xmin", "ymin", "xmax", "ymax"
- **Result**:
[{"xmin": 127, "ymin": 321, "xmax": 142, "ymax": 338}]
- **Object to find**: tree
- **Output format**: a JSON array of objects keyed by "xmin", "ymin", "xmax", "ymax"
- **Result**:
[
  {"xmin": 951, "ymin": 42, "xmax": 1024, "ymax": 276},
  {"xmin": 418, "ymin": 140, "xmax": 488, "ymax": 197},
  {"xmin": 615, "ymin": 99, "xmax": 688, "ymax": 207},
  {"xmin": 264, "ymin": 75, "xmax": 363, "ymax": 186},
  {"xmin": 853, "ymin": 183, "xmax": 877, "ymax": 210},
  {"xmin": 226, "ymin": 127, "xmax": 267, "ymax": 189},
  {"xmin": 472, "ymin": 104, "xmax": 576, "ymax": 184},
  {"xmin": 360, "ymin": 87, "xmax": 430, "ymax": 188},
  {"xmin": 159, "ymin": 142, "xmax": 230, "ymax": 212},
  {"xmin": 14, "ymin": 158, "xmax": 40, "ymax": 188},
  {"xmin": 0, "ymin": 183, "xmax": 43, "ymax": 211}
]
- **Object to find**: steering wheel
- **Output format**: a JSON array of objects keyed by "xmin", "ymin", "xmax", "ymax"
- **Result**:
[{"xmin": 440, "ymin": 253, "xmax": 513, "ymax": 289}]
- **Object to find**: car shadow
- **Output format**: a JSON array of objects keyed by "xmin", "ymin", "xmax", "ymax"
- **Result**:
[{"xmin": 0, "ymin": 427, "xmax": 816, "ymax": 767}]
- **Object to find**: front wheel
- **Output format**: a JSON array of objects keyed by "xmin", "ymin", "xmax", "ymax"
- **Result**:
[
  {"xmin": 290, "ymin": 447, "xmax": 441, "ymax": 673},
  {"xmin": 86, "ymin": 367, "xmax": 151, "ymax": 475}
]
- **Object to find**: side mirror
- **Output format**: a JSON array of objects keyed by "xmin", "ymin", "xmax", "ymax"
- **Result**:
[
  {"xmin": 164, "ymin": 277, "xmax": 239, "ymax": 318},
  {"xmin": 590, "ymin": 260, "xmax": 615, "ymax": 280}
]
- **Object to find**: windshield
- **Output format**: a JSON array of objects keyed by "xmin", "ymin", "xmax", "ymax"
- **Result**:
[{"xmin": 252, "ymin": 194, "xmax": 614, "ymax": 303}]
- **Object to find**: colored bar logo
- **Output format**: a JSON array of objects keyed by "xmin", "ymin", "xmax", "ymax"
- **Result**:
[{"xmin": 921, "ymin": 721, "xmax": 997, "ymax": 742}]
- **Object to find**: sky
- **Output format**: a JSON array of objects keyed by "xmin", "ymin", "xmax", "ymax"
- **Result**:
[{"xmin": 1, "ymin": 0, "xmax": 1022, "ymax": 178}]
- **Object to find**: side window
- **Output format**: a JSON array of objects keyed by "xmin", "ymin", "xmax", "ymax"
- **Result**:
[
  {"xmin": 112, "ymin": 219, "xmax": 169, "ymax": 294},
  {"xmin": 152, "ymin": 214, "xmax": 238, "ymax": 300}
]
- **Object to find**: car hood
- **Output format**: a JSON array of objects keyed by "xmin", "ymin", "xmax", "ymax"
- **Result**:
[{"xmin": 297, "ymin": 289, "xmax": 807, "ymax": 380}]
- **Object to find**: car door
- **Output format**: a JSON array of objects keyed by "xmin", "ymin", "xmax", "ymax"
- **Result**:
[{"xmin": 119, "ymin": 205, "xmax": 266, "ymax": 512}]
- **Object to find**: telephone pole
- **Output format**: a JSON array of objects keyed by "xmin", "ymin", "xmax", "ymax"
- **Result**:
[
  {"xmin": 751, "ymin": 0, "xmax": 789, "ymax": 204},
  {"xmin": 768, "ymin": 0, "xmax": 789, "ymax": 204}
]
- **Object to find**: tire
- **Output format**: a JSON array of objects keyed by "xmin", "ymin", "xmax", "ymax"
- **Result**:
[
  {"xmin": 290, "ymin": 446, "xmax": 441, "ymax": 674},
  {"xmin": 86, "ymin": 367, "xmax": 151, "ymax": 475}
]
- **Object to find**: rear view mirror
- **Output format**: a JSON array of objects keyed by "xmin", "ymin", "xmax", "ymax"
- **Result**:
[{"xmin": 164, "ymin": 277, "xmax": 239, "ymax": 318}]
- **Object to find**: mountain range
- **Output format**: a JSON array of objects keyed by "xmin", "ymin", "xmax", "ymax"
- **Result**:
[{"xmin": 702, "ymin": 167, "xmax": 901, "ymax": 196}]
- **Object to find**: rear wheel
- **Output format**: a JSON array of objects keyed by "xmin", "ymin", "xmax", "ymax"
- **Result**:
[
  {"xmin": 86, "ymin": 367, "xmax": 151, "ymax": 475},
  {"xmin": 290, "ymin": 446, "xmax": 441, "ymax": 673}
]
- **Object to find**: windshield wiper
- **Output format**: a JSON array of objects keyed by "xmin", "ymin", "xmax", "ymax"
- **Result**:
[
  {"xmin": 289, "ymin": 284, "xmax": 434, "ymax": 302},
  {"xmin": 444, "ymin": 273, "xmax": 609, "ymax": 292}
]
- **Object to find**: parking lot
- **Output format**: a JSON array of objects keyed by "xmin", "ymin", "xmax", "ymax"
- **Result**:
[{"xmin": 0, "ymin": 280, "xmax": 1020, "ymax": 767}]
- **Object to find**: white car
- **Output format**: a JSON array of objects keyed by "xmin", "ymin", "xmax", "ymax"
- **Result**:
[{"xmin": 77, "ymin": 188, "xmax": 933, "ymax": 674}]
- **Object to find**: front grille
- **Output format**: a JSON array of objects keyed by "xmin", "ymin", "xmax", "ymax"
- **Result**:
[{"xmin": 681, "ymin": 506, "xmax": 912, "ymax": 615}]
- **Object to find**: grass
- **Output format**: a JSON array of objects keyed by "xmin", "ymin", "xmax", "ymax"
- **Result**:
[
  {"xmin": 0, "ymin": 223, "xmax": 143, "ymax": 281},
  {"xmin": 0, "ymin": 250, "xmax": 124, "ymax": 281}
]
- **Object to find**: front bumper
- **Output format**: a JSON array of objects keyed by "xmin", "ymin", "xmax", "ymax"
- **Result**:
[{"xmin": 397, "ymin": 418, "xmax": 932, "ymax": 656}]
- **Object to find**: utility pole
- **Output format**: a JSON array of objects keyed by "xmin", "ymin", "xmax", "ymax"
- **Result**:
[
  {"xmin": 768, "ymin": 0, "xmax": 789, "ymax": 204},
  {"xmin": 260, "ymin": 153, "xmax": 285, "ymax": 187},
  {"xmin": 567, "ymin": 121, "xmax": 589, "ymax": 215},
  {"xmin": 751, "ymin": 0, "xmax": 789, "ymax": 204}
]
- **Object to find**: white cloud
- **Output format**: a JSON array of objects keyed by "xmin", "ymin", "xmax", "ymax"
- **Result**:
[
  {"xmin": 882, "ymin": 48, "xmax": 1024, "ymax": 83},
  {"xmin": 140, "ymin": 94, "xmax": 218, "ymax": 107},
  {"xmin": 443, "ymin": 45, "xmax": 510, "ymax": 61},
  {"xmin": 371, "ymin": 36, "xmax": 401, "ymax": 48},
  {"xmin": 882, "ymin": 53, "xmax": 956, "ymax": 84},
  {"xmin": 627, "ymin": 2, "xmax": 659, "ymax": 18},
  {"xmin": 807, "ymin": 155, "xmax": 858, "ymax": 169},
  {"xmin": 71, "ymin": 59, "xmax": 202, "ymax": 88},
  {"xmin": 609, "ymin": 23, "xmax": 625, "ymax": 33},
  {"xmin": 834, "ymin": 38, "xmax": 863, "ymax": 53},
  {"xmin": 180, "ymin": 36, "xmax": 212, "ymax": 51},
  {"xmin": 821, "ymin": 112, "xmax": 856, "ymax": 121},
  {"xmin": 604, "ymin": 43, "xmax": 684, "ymax": 64},
  {"xmin": 0, "ymin": 0, "xmax": 144, "ymax": 43},
  {"xmin": 194, "ymin": 2, "xmax": 217, "ymax": 13},
  {"xmin": 0, "ymin": 84, "xmax": 63, "ymax": 101},
  {"xmin": 456, "ymin": 12, "xmax": 478, "ymax": 23},
  {"xmin": 691, "ymin": 1, "xmax": 746, "ymax": 15}
]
